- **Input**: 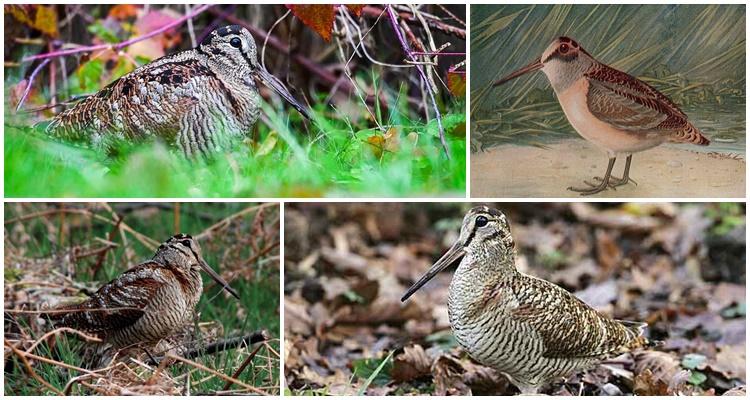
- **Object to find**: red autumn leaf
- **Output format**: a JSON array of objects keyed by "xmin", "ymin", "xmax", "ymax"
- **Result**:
[
  {"xmin": 108, "ymin": 4, "xmax": 140, "ymax": 20},
  {"xmin": 447, "ymin": 69, "xmax": 466, "ymax": 98},
  {"xmin": 346, "ymin": 5, "xmax": 364, "ymax": 17},
  {"xmin": 286, "ymin": 4, "xmax": 336, "ymax": 41}
]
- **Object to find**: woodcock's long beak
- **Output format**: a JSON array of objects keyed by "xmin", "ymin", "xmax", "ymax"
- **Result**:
[
  {"xmin": 255, "ymin": 66, "xmax": 311, "ymax": 120},
  {"xmin": 493, "ymin": 57, "xmax": 543, "ymax": 86},
  {"xmin": 401, "ymin": 240, "xmax": 465, "ymax": 302},
  {"xmin": 199, "ymin": 259, "xmax": 240, "ymax": 299}
]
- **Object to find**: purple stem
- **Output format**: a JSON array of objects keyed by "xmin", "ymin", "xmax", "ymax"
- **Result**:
[
  {"xmin": 385, "ymin": 5, "xmax": 450, "ymax": 159},
  {"xmin": 16, "ymin": 58, "xmax": 50, "ymax": 112},
  {"xmin": 21, "ymin": 4, "xmax": 213, "ymax": 63},
  {"xmin": 411, "ymin": 51, "xmax": 465, "ymax": 56}
]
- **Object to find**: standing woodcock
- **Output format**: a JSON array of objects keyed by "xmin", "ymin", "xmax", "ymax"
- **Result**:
[
  {"xmin": 493, "ymin": 37, "xmax": 710, "ymax": 195},
  {"xmin": 49, "ymin": 234, "xmax": 239, "ymax": 351},
  {"xmin": 401, "ymin": 206, "xmax": 650, "ymax": 394},
  {"xmin": 44, "ymin": 25, "xmax": 309, "ymax": 158}
]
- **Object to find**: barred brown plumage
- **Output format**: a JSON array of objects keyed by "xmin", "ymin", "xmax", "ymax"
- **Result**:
[
  {"xmin": 48, "ymin": 234, "xmax": 238, "ymax": 350},
  {"xmin": 44, "ymin": 25, "xmax": 309, "ymax": 158},
  {"xmin": 401, "ymin": 206, "xmax": 651, "ymax": 394}
]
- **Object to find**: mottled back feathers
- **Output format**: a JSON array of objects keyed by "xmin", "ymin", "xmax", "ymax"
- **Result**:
[{"xmin": 585, "ymin": 62, "xmax": 710, "ymax": 146}]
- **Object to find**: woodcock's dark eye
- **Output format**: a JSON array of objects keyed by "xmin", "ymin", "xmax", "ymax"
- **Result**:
[
  {"xmin": 180, "ymin": 240, "xmax": 192, "ymax": 248},
  {"xmin": 475, "ymin": 215, "xmax": 489, "ymax": 227},
  {"xmin": 559, "ymin": 43, "xmax": 569, "ymax": 53},
  {"xmin": 230, "ymin": 37, "xmax": 242, "ymax": 48}
]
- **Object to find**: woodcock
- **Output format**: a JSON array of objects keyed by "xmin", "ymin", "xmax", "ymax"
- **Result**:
[
  {"xmin": 494, "ymin": 37, "xmax": 710, "ymax": 195},
  {"xmin": 401, "ymin": 206, "xmax": 650, "ymax": 394},
  {"xmin": 49, "ymin": 234, "xmax": 239, "ymax": 350},
  {"xmin": 44, "ymin": 25, "xmax": 309, "ymax": 158}
]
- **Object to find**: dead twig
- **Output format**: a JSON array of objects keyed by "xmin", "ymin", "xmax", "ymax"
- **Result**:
[
  {"xmin": 7, "ymin": 307, "xmax": 144, "ymax": 315},
  {"xmin": 181, "ymin": 331, "xmax": 269, "ymax": 360},
  {"xmin": 221, "ymin": 340, "xmax": 267, "ymax": 391},
  {"xmin": 22, "ymin": 5, "xmax": 213, "ymax": 63},
  {"xmin": 4, "ymin": 205, "xmax": 159, "ymax": 249},
  {"xmin": 386, "ymin": 6, "xmax": 450, "ymax": 159},
  {"xmin": 166, "ymin": 353, "xmax": 269, "ymax": 395},
  {"xmin": 195, "ymin": 203, "xmax": 276, "ymax": 241},
  {"xmin": 91, "ymin": 215, "xmax": 124, "ymax": 277},
  {"xmin": 15, "ymin": 58, "xmax": 50, "ymax": 112},
  {"xmin": 23, "ymin": 327, "xmax": 102, "ymax": 354},
  {"xmin": 362, "ymin": 5, "xmax": 466, "ymax": 39},
  {"xmin": 5, "ymin": 339, "xmax": 64, "ymax": 395},
  {"xmin": 5, "ymin": 338, "xmax": 105, "ymax": 376},
  {"xmin": 174, "ymin": 203, "xmax": 181, "ymax": 234}
]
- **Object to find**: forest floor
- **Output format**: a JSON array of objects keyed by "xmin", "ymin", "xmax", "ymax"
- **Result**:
[{"xmin": 284, "ymin": 202, "xmax": 745, "ymax": 395}]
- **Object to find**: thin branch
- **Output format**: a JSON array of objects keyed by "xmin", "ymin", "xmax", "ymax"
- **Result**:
[
  {"xmin": 195, "ymin": 203, "xmax": 275, "ymax": 241},
  {"xmin": 21, "ymin": 5, "xmax": 213, "ymax": 63},
  {"xmin": 184, "ymin": 5, "xmax": 197, "ymax": 48},
  {"xmin": 412, "ymin": 51, "xmax": 465, "ymax": 56},
  {"xmin": 5, "ymin": 339, "xmax": 105, "ymax": 376},
  {"xmin": 221, "ymin": 341, "xmax": 267, "ymax": 391},
  {"xmin": 24, "ymin": 327, "xmax": 102, "ymax": 354},
  {"xmin": 15, "ymin": 59, "xmax": 50, "ymax": 112},
  {"xmin": 5, "ymin": 339, "xmax": 64, "ymax": 395},
  {"xmin": 166, "ymin": 353, "xmax": 268, "ymax": 395},
  {"xmin": 91, "ymin": 215, "xmax": 123, "ymax": 277},
  {"xmin": 437, "ymin": 4, "xmax": 466, "ymax": 27},
  {"xmin": 4, "ymin": 206, "xmax": 159, "ymax": 249},
  {"xmin": 7, "ymin": 307, "xmax": 144, "ymax": 315},
  {"xmin": 261, "ymin": 9, "xmax": 291, "ymax": 68},
  {"xmin": 180, "ymin": 331, "xmax": 269, "ymax": 360},
  {"xmin": 386, "ymin": 6, "xmax": 450, "ymax": 159},
  {"xmin": 362, "ymin": 5, "xmax": 466, "ymax": 39}
]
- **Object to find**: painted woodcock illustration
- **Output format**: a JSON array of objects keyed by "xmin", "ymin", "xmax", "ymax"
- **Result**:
[
  {"xmin": 44, "ymin": 25, "xmax": 310, "ymax": 158},
  {"xmin": 493, "ymin": 37, "xmax": 710, "ymax": 195},
  {"xmin": 48, "ymin": 234, "xmax": 239, "ymax": 351},
  {"xmin": 401, "ymin": 206, "xmax": 651, "ymax": 393}
]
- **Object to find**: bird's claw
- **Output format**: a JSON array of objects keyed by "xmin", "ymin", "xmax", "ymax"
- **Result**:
[{"xmin": 594, "ymin": 176, "xmax": 637, "ymax": 188}]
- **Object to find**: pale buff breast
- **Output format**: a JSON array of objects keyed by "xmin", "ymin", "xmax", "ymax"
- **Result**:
[{"xmin": 556, "ymin": 78, "xmax": 665, "ymax": 155}]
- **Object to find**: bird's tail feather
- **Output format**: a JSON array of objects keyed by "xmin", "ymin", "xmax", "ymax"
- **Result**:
[
  {"xmin": 616, "ymin": 319, "xmax": 665, "ymax": 350},
  {"xmin": 670, "ymin": 123, "xmax": 710, "ymax": 146}
]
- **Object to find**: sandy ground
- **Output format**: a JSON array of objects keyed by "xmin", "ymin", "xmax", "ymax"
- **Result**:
[{"xmin": 471, "ymin": 139, "xmax": 745, "ymax": 198}]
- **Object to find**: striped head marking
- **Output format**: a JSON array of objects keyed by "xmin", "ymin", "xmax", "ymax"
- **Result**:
[
  {"xmin": 494, "ymin": 36, "xmax": 594, "ymax": 92},
  {"xmin": 154, "ymin": 234, "xmax": 239, "ymax": 299},
  {"xmin": 541, "ymin": 37, "xmax": 585, "ymax": 64},
  {"xmin": 199, "ymin": 25, "xmax": 259, "ymax": 70},
  {"xmin": 460, "ymin": 206, "xmax": 514, "ymax": 254},
  {"xmin": 155, "ymin": 233, "xmax": 204, "ymax": 269},
  {"xmin": 198, "ymin": 25, "xmax": 310, "ymax": 119},
  {"xmin": 401, "ymin": 206, "xmax": 514, "ymax": 302}
]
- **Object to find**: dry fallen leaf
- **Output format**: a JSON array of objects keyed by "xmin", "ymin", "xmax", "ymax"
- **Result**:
[{"xmin": 392, "ymin": 344, "xmax": 431, "ymax": 382}]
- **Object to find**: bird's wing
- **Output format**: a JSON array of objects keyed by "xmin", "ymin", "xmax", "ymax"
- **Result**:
[
  {"xmin": 511, "ymin": 276, "xmax": 642, "ymax": 359},
  {"xmin": 44, "ymin": 58, "xmax": 208, "ymax": 143},
  {"xmin": 50, "ymin": 261, "xmax": 169, "ymax": 333},
  {"xmin": 584, "ymin": 63, "xmax": 690, "ymax": 133}
]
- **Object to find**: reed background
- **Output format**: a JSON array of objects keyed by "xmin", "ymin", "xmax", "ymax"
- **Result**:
[{"xmin": 470, "ymin": 4, "xmax": 746, "ymax": 153}]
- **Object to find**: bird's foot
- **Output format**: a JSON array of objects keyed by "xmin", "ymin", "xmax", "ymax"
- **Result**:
[
  {"xmin": 593, "ymin": 175, "xmax": 637, "ymax": 187},
  {"xmin": 567, "ymin": 178, "xmax": 614, "ymax": 196}
]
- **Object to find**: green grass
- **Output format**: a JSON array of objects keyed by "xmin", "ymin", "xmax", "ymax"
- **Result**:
[
  {"xmin": 470, "ymin": 4, "xmax": 746, "ymax": 152},
  {"xmin": 5, "ymin": 73, "xmax": 465, "ymax": 198},
  {"xmin": 4, "ymin": 203, "xmax": 280, "ymax": 395}
]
